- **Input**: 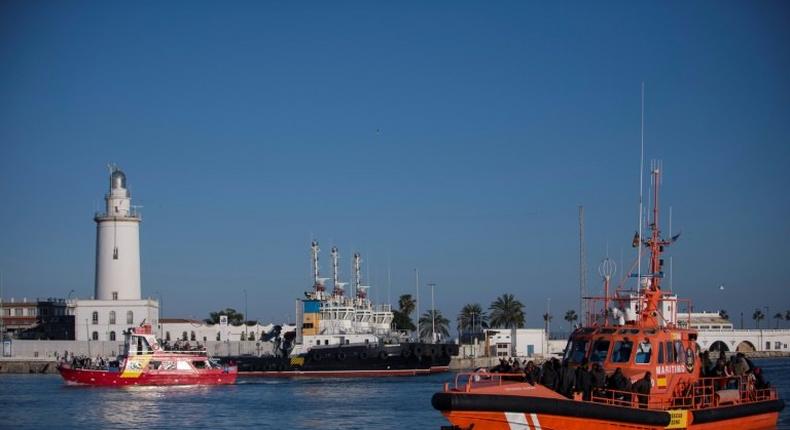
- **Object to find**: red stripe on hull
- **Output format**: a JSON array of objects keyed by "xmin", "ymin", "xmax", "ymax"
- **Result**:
[
  {"xmin": 241, "ymin": 366, "xmax": 449, "ymax": 378},
  {"xmin": 58, "ymin": 366, "xmax": 237, "ymax": 386}
]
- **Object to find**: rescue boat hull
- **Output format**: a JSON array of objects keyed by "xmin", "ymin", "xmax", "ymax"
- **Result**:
[
  {"xmin": 433, "ymin": 392, "xmax": 785, "ymax": 430},
  {"xmin": 58, "ymin": 365, "xmax": 237, "ymax": 386}
]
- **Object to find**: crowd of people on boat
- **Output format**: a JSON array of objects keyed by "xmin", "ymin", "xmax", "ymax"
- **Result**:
[
  {"xmin": 159, "ymin": 339, "xmax": 205, "ymax": 352},
  {"xmin": 486, "ymin": 356, "xmax": 652, "ymax": 403},
  {"xmin": 58, "ymin": 351, "xmax": 119, "ymax": 370},
  {"xmin": 699, "ymin": 350, "xmax": 770, "ymax": 389}
]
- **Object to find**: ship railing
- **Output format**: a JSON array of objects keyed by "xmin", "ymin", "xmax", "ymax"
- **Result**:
[
  {"xmin": 446, "ymin": 372, "xmax": 780, "ymax": 411},
  {"xmin": 588, "ymin": 375, "xmax": 778, "ymax": 411},
  {"xmin": 445, "ymin": 372, "xmax": 528, "ymax": 393}
]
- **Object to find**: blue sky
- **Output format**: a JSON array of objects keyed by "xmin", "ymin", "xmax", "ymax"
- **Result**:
[{"xmin": 1, "ymin": 1, "xmax": 789, "ymax": 330}]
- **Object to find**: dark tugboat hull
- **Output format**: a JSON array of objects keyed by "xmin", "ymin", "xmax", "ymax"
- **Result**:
[{"xmin": 224, "ymin": 343, "xmax": 456, "ymax": 378}]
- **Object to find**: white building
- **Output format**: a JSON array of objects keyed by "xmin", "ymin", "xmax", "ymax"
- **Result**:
[
  {"xmin": 160, "ymin": 318, "xmax": 294, "ymax": 343},
  {"xmin": 484, "ymin": 328, "xmax": 546, "ymax": 358},
  {"xmin": 74, "ymin": 166, "xmax": 159, "ymax": 341},
  {"xmin": 74, "ymin": 298, "xmax": 159, "ymax": 341}
]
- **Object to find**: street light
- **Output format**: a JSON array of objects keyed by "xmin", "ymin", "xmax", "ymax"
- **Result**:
[
  {"xmin": 429, "ymin": 283, "xmax": 436, "ymax": 344},
  {"xmin": 243, "ymin": 289, "xmax": 248, "ymax": 340}
]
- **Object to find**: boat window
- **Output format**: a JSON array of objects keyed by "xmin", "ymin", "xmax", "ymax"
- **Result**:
[
  {"xmin": 665, "ymin": 341, "xmax": 675, "ymax": 362},
  {"xmin": 316, "ymin": 340, "xmax": 320, "ymax": 346},
  {"xmin": 635, "ymin": 339, "xmax": 652, "ymax": 364},
  {"xmin": 148, "ymin": 361, "xmax": 161, "ymax": 370},
  {"xmin": 599, "ymin": 328, "xmax": 617, "ymax": 334},
  {"xmin": 611, "ymin": 339, "xmax": 633, "ymax": 363},
  {"xmin": 674, "ymin": 341, "xmax": 685, "ymax": 363},
  {"xmin": 658, "ymin": 342, "xmax": 664, "ymax": 364},
  {"xmin": 176, "ymin": 361, "xmax": 192, "ymax": 370},
  {"xmin": 161, "ymin": 361, "xmax": 176, "ymax": 370},
  {"xmin": 192, "ymin": 361, "xmax": 207, "ymax": 369},
  {"xmin": 325, "ymin": 340, "xmax": 329, "ymax": 345},
  {"xmin": 590, "ymin": 339, "xmax": 610, "ymax": 363},
  {"xmin": 565, "ymin": 339, "xmax": 589, "ymax": 364}
]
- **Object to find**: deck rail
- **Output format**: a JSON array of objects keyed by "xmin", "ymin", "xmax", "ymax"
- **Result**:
[{"xmin": 444, "ymin": 372, "xmax": 779, "ymax": 412}]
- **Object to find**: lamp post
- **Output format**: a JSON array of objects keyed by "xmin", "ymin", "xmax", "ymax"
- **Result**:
[
  {"xmin": 154, "ymin": 291, "xmax": 163, "ymax": 339},
  {"xmin": 243, "ymin": 289, "xmax": 248, "ymax": 341},
  {"xmin": 429, "ymin": 283, "xmax": 436, "ymax": 343}
]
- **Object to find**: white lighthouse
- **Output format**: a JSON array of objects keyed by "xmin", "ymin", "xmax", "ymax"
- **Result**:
[
  {"xmin": 73, "ymin": 166, "xmax": 158, "ymax": 342},
  {"xmin": 94, "ymin": 166, "xmax": 141, "ymax": 300}
]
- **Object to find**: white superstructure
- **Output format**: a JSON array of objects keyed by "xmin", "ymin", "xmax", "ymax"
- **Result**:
[
  {"xmin": 293, "ymin": 241, "xmax": 396, "ymax": 355},
  {"xmin": 94, "ymin": 166, "xmax": 141, "ymax": 301}
]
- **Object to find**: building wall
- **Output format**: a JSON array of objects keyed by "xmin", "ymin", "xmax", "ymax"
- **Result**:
[
  {"xmin": 1, "ymin": 339, "xmax": 275, "ymax": 359},
  {"xmin": 74, "ymin": 299, "xmax": 159, "ymax": 341},
  {"xmin": 159, "ymin": 321, "xmax": 292, "ymax": 343},
  {"xmin": 485, "ymin": 328, "xmax": 546, "ymax": 358}
]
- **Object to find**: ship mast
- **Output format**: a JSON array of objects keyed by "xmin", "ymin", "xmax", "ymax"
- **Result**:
[
  {"xmin": 311, "ymin": 240, "xmax": 326, "ymax": 294},
  {"xmin": 331, "ymin": 246, "xmax": 346, "ymax": 297},
  {"xmin": 639, "ymin": 162, "xmax": 671, "ymax": 327}
]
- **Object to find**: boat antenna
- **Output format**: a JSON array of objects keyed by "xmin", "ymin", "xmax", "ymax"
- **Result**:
[
  {"xmin": 578, "ymin": 205, "xmax": 587, "ymax": 324},
  {"xmin": 636, "ymin": 82, "xmax": 645, "ymax": 307}
]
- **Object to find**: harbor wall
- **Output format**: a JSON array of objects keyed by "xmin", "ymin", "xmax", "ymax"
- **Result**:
[{"xmin": 0, "ymin": 339, "xmax": 277, "ymax": 373}]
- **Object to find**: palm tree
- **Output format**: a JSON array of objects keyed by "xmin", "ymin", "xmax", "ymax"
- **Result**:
[
  {"xmin": 718, "ymin": 309, "xmax": 729, "ymax": 321},
  {"xmin": 752, "ymin": 309, "xmax": 765, "ymax": 329},
  {"xmin": 773, "ymin": 312, "xmax": 783, "ymax": 329},
  {"xmin": 542, "ymin": 312, "xmax": 553, "ymax": 337},
  {"xmin": 419, "ymin": 309, "xmax": 450, "ymax": 342},
  {"xmin": 488, "ymin": 294, "xmax": 525, "ymax": 328},
  {"xmin": 393, "ymin": 294, "xmax": 417, "ymax": 331},
  {"xmin": 564, "ymin": 310, "xmax": 578, "ymax": 331},
  {"xmin": 785, "ymin": 310, "xmax": 790, "ymax": 327},
  {"xmin": 457, "ymin": 303, "xmax": 487, "ymax": 337}
]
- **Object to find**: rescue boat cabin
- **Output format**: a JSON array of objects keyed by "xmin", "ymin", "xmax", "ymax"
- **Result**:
[{"xmin": 564, "ymin": 166, "xmax": 700, "ymax": 394}]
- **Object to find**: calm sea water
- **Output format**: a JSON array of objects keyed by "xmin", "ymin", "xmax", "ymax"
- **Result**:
[{"xmin": 1, "ymin": 359, "xmax": 788, "ymax": 429}]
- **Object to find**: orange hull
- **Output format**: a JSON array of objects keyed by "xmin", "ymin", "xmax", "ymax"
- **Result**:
[{"xmin": 441, "ymin": 410, "xmax": 781, "ymax": 430}]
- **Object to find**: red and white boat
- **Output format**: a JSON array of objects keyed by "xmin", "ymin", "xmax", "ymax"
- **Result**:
[{"xmin": 57, "ymin": 323, "xmax": 237, "ymax": 386}]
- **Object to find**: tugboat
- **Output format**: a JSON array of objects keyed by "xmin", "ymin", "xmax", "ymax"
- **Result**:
[
  {"xmin": 58, "ymin": 323, "xmax": 237, "ymax": 386},
  {"xmin": 225, "ymin": 242, "xmax": 458, "ymax": 377},
  {"xmin": 432, "ymin": 166, "xmax": 784, "ymax": 429}
]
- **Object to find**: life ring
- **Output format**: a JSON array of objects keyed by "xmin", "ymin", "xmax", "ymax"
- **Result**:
[
  {"xmin": 413, "ymin": 346, "xmax": 423, "ymax": 356},
  {"xmin": 337, "ymin": 352, "xmax": 346, "ymax": 361},
  {"xmin": 359, "ymin": 351, "xmax": 369, "ymax": 360},
  {"xmin": 311, "ymin": 351, "xmax": 321, "ymax": 361},
  {"xmin": 401, "ymin": 349, "xmax": 412, "ymax": 358},
  {"xmin": 378, "ymin": 351, "xmax": 387, "ymax": 360},
  {"xmin": 427, "ymin": 347, "xmax": 437, "ymax": 357}
]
